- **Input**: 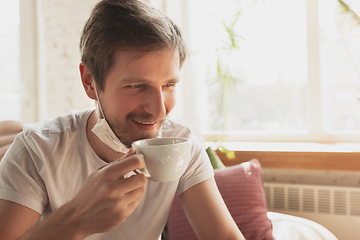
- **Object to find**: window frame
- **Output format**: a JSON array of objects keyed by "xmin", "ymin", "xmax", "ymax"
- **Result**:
[{"xmin": 19, "ymin": 0, "xmax": 43, "ymax": 123}]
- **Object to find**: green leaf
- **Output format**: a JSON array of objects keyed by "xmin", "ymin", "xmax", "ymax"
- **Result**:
[{"xmin": 218, "ymin": 145, "xmax": 236, "ymax": 160}]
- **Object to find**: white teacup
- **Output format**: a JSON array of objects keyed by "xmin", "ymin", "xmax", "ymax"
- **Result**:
[{"xmin": 132, "ymin": 137, "xmax": 191, "ymax": 182}]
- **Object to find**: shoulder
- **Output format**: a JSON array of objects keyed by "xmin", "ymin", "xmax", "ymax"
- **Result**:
[
  {"xmin": 19, "ymin": 109, "xmax": 95, "ymax": 157},
  {"xmin": 22, "ymin": 108, "xmax": 94, "ymax": 138}
]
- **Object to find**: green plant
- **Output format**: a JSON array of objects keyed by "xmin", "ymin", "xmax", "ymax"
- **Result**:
[
  {"xmin": 337, "ymin": 0, "xmax": 360, "ymax": 83},
  {"xmin": 206, "ymin": 7, "xmax": 244, "ymax": 158},
  {"xmin": 338, "ymin": 0, "xmax": 360, "ymax": 26},
  {"xmin": 208, "ymin": 8, "xmax": 244, "ymax": 138}
]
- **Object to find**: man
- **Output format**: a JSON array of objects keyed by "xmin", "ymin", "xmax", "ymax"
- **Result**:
[{"xmin": 0, "ymin": 1, "xmax": 244, "ymax": 239}]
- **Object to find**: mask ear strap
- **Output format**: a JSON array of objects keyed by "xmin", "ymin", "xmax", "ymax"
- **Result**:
[{"xmin": 93, "ymin": 83, "xmax": 105, "ymax": 119}]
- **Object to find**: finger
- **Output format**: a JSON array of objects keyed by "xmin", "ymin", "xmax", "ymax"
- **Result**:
[
  {"xmin": 103, "ymin": 154, "xmax": 145, "ymax": 179},
  {"xmin": 114, "ymin": 174, "xmax": 147, "ymax": 195},
  {"xmin": 125, "ymin": 187, "xmax": 146, "ymax": 208},
  {"xmin": 97, "ymin": 148, "xmax": 136, "ymax": 171},
  {"xmin": 122, "ymin": 147, "xmax": 136, "ymax": 159}
]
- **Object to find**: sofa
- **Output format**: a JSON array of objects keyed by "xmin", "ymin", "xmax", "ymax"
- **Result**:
[{"xmin": 0, "ymin": 120, "xmax": 24, "ymax": 161}]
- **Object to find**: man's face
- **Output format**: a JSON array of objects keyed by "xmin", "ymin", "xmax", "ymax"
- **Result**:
[{"xmin": 97, "ymin": 48, "xmax": 180, "ymax": 148}]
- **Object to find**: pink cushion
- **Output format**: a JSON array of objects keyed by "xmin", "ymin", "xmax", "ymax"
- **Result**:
[{"xmin": 167, "ymin": 159, "xmax": 275, "ymax": 240}]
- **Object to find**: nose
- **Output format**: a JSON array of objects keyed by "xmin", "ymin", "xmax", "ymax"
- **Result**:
[{"xmin": 143, "ymin": 88, "xmax": 166, "ymax": 119}]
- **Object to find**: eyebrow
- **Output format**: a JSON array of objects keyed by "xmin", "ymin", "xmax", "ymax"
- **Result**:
[{"xmin": 120, "ymin": 77, "xmax": 180, "ymax": 85}]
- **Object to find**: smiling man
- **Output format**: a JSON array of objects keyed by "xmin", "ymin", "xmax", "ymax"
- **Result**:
[{"xmin": 0, "ymin": 1, "xmax": 244, "ymax": 240}]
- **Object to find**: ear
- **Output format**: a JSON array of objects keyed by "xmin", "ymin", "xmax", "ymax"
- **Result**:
[{"xmin": 79, "ymin": 62, "xmax": 97, "ymax": 101}]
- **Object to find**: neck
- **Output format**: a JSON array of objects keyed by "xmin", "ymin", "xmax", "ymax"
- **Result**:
[{"xmin": 86, "ymin": 111, "xmax": 125, "ymax": 163}]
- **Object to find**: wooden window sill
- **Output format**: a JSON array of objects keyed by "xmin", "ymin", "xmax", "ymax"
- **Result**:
[{"xmin": 212, "ymin": 142, "xmax": 360, "ymax": 171}]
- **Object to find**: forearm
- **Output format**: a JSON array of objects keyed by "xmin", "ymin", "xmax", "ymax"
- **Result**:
[
  {"xmin": 18, "ymin": 204, "xmax": 86, "ymax": 240},
  {"xmin": 181, "ymin": 178, "xmax": 245, "ymax": 240}
]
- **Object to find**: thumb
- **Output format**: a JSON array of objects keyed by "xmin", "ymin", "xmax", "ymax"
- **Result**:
[
  {"xmin": 98, "ymin": 148, "xmax": 136, "ymax": 170},
  {"xmin": 122, "ymin": 147, "xmax": 136, "ymax": 159}
]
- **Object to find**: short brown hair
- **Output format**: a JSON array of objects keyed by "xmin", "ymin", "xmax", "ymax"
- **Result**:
[{"xmin": 80, "ymin": 0, "xmax": 187, "ymax": 90}]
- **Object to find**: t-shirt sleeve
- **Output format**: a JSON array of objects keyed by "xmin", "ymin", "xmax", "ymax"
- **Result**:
[
  {"xmin": 176, "ymin": 132, "xmax": 214, "ymax": 195},
  {"xmin": 0, "ymin": 133, "xmax": 48, "ymax": 214}
]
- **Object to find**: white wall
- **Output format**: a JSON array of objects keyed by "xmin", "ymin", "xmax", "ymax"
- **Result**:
[
  {"xmin": 40, "ymin": 0, "xmax": 98, "ymax": 119},
  {"xmin": 20, "ymin": 0, "xmax": 98, "ymax": 122}
]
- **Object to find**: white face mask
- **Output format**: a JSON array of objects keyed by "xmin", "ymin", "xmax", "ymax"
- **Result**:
[{"xmin": 91, "ymin": 84, "xmax": 129, "ymax": 153}]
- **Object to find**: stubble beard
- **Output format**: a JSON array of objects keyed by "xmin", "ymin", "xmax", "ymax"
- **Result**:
[{"xmin": 106, "ymin": 112, "xmax": 167, "ymax": 148}]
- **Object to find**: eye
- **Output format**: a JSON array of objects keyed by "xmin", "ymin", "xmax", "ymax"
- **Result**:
[
  {"xmin": 127, "ymin": 84, "xmax": 144, "ymax": 89},
  {"xmin": 125, "ymin": 84, "xmax": 145, "ymax": 91},
  {"xmin": 163, "ymin": 83, "xmax": 176, "ymax": 88}
]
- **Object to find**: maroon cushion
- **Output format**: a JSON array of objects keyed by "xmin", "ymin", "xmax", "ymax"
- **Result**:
[{"xmin": 167, "ymin": 159, "xmax": 275, "ymax": 240}]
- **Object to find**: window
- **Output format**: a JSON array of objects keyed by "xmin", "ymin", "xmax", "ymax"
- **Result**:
[
  {"xmin": 176, "ymin": 0, "xmax": 360, "ymax": 143},
  {"xmin": 0, "ymin": 0, "xmax": 21, "ymax": 121},
  {"xmin": 319, "ymin": 0, "xmax": 360, "ymax": 134}
]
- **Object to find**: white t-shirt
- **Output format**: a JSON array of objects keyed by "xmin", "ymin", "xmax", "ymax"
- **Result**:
[{"xmin": 0, "ymin": 109, "xmax": 214, "ymax": 240}]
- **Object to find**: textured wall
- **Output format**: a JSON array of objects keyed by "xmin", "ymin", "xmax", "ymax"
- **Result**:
[{"xmin": 39, "ymin": 0, "xmax": 98, "ymax": 119}]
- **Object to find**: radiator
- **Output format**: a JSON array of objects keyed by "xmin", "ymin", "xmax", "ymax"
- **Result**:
[{"xmin": 264, "ymin": 182, "xmax": 360, "ymax": 240}]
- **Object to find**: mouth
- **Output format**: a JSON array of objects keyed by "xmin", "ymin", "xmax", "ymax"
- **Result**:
[
  {"xmin": 132, "ymin": 119, "xmax": 159, "ymax": 132},
  {"xmin": 129, "ymin": 114, "xmax": 167, "ymax": 133},
  {"xmin": 133, "ymin": 120, "xmax": 157, "ymax": 125}
]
